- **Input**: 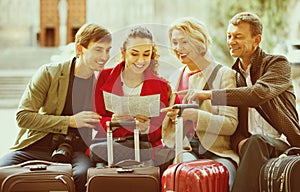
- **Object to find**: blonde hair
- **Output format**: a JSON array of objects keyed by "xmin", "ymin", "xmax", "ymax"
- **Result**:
[{"xmin": 169, "ymin": 17, "xmax": 212, "ymax": 56}]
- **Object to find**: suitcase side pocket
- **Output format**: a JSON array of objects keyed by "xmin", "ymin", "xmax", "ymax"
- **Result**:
[{"xmin": 1, "ymin": 172, "xmax": 75, "ymax": 192}]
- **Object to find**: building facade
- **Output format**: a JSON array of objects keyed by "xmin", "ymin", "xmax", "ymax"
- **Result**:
[{"xmin": 39, "ymin": 0, "xmax": 86, "ymax": 47}]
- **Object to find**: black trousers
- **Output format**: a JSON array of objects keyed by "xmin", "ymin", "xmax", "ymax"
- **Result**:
[
  {"xmin": 232, "ymin": 134, "xmax": 289, "ymax": 192},
  {"xmin": 0, "ymin": 149, "xmax": 93, "ymax": 192}
]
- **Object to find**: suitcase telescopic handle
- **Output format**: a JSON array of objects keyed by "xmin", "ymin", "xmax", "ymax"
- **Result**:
[
  {"xmin": 106, "ymin": 120, "xmax": 136, "ymax": 131},
  {"xmin": 105, "ymin": 120, "xmax": 140, "ymax": 167},
  {"xmin": 172, "ymin": 104, "xmax": 198, "ymax": 163},
  {"xmin": 172, "ymin": 104, "xmax": 198, "ymax": 116}
]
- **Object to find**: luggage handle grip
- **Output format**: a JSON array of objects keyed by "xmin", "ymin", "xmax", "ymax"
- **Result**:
[
  {"xmin": 114, "ymin": 159, "xmax": 143, "ymax": 168},
  {"xmin": 172, "ymin": 104, "xmax": 198, "ymax": 116},
  {"xmin": 106, "ymin": 120, "xmax": 136, "ymax": 131},
  {"xmin": 29, "ymin": 165, "xmax": 47, "ymax": 171},
  {"xmin": 19, "ymin": 160, "xmax": 53, "ymax": 167},
  {"xmin": 116, "ymin": 168, "xmax": 134, "ymax": 173},
  {"xmin": 283, "ymin": 147, "xmax": 300, "ymax": 156}
]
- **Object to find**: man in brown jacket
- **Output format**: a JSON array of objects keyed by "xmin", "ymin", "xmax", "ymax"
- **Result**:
[
  {"xmin": 182, "ymin": 12, "xmax": 300, "ymax": 192},
  {"xmin": 0, "ymin": 23, "xmax": 112, "ymax": 192}
]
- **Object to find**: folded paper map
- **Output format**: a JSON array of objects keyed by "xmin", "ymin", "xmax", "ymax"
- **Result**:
[{"xmin": 103, "ymin": 91, "xmax": 161, "ymax": 117}]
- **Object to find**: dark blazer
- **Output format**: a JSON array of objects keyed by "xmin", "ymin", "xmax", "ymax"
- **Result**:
[
  {"xmin": 212, "ymin": 47, "xmax": 300, "ymax": 151},
  {"xmin": 94, "ymin": 61, "xmax": 171, "ymax": 147}
]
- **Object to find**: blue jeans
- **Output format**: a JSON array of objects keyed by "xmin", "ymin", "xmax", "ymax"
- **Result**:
[
  {"xmin": 211, "ymin": 155, "xmax": 236, "ymax": 191},
  {"xmin": 0, "ymin": 149, "xmax": 93, "ymax": 192}
]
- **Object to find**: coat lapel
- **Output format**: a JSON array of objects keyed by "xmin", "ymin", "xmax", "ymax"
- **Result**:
[
  {"xmin": 250, "ymin": 47, "xmax": 263, "ymax": 85},
  {"xmin": 56, "ymin": 60, "xmax": 73, "ymax": 115}
]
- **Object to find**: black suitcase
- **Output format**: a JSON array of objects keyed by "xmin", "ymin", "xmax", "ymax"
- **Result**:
[
  {"xmin": 86, "ymin": 121, "xmax": 160, "ymax": 192},
  {"xmin": 0, "ymin": 160, "xmax": 75, "ymax": 192},
  {"xmin": 259, "ymin": 147, "xmax": 300, "ymax": 192}
]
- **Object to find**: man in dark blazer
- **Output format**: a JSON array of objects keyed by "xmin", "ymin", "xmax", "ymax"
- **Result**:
[{"xmin": 182, "ymin": 12, "xmax": 300, "ymax": 192}]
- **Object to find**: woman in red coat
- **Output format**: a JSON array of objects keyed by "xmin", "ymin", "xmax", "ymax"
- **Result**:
[{"xmin": 94, "ymin": 26, "xmax": 171, "ymax": 147}]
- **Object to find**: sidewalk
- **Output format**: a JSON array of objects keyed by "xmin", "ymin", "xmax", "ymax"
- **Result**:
[{"xmin": 0, "ymin": 108, "xmax": 18, "ymax": 157}]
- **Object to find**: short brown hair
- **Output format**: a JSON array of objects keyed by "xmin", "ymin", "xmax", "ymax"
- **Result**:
[
  {"xmin": 75, "ymin": 23, "xmax": 111, "ymax": 49},
  {"xmin": 230, "ymin": 12, "xmax": 263, "ymax": 37}
]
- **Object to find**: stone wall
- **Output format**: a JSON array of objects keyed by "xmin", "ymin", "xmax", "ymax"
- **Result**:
[
  {"xmin": 0, "ymin": 0, "xmax": 40, "ymax": 47},
  {"xmin": 0, "ymin": 0, "xmax": 211, "ymax": 47}
]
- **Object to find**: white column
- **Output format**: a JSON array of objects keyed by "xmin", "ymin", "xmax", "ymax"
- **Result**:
[{"xmin": 58, "ymin": 0, "xmax": 67, "ymax": 46}]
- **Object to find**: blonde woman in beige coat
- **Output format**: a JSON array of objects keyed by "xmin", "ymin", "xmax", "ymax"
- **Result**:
[{"xmin": 161, "ymin": 17, "xmax": 238, "ymax": 190}]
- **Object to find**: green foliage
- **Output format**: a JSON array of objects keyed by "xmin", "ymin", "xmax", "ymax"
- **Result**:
[{"xmin": 205, "ymin": 0, "xmax": 297, "ymax": 66}]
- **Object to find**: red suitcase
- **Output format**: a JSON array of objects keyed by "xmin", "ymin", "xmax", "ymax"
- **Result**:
[
  {"xmin": 0, "ymin": 160, "xmax": 75, "ymax": 192},
  {"xmin": 86, "ymin": 121, "xmax": 160, "ymax": 192},
  {"xmin": 162, "ymin": 159, "xmax": 229, "ymax": 192},
  {"xmin": 161, "ymin": 104, "xmax": 229, "ymax": 192}
]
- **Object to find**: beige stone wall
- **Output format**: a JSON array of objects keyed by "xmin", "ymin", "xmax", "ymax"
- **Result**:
[
  {"xmin": 86, "ymin": 0, "xmax": 209, "ymax": 31},
  {"xmin": 0, "ymin": 0, "xmax": 40, "ymax": 46},
  {"xmin": 0, "ymin": 0, "xmax": 211, "ymax": 46},
  {"xmin": 1, "ymin": 0, "xmax": 299, "ymax": 49},
  {"xmin": 0, "ymin": 0, "xmax": 39, "ymax": 25}
]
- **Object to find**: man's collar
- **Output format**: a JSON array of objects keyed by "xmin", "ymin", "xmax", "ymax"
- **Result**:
[
  {"xmin": 232, "ymin": 47, "xmax": 261, "ymax": 72},
  {"xmin": 249, "ymin": 47, "xmax": 263, "ymax": 75}
]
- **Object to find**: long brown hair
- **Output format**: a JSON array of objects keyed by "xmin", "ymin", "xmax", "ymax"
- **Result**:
[{"xmin": 122, "ymin": 26, "xmax": 160, "ymax": 75}]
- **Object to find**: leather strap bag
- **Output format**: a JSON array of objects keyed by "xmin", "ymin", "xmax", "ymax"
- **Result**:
[{"xmin": 259, "ymin": 147, "xmax": 300, "ymax": 192}]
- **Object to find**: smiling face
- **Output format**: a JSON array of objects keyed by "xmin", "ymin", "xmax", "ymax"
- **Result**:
[
  {"xmin": 122, "ymin": 37, "xmax": 153, "ymax": 74},
  {"xmin": 226, "ymin": 22, "xmax": 261, "ymax": 62},
  {"xmin": 79, "ymin": 39, "xmax": 112, "ymax": 72},
  {"xmin": 170, "ymin": 29, "xmax": 200, "ymax": 69}
]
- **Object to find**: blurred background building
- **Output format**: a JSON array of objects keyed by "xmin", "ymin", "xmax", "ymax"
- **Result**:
[{"xmin": 0, "ymin": 0, "xmax": 300, "ymax": 156}]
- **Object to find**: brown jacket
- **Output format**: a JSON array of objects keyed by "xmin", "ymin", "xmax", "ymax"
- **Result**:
[
  {"xmin": 212, "ymin": 47, "xmax": 300, "ymax": 152},
  {"xmin": 12, "ymin": 59, "xmax": 75, "ymax": 150}
]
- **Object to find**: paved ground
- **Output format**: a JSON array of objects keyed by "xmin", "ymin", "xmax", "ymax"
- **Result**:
[{"xmin": 0, "ymin": 108, "xmax": 19, "ymax": 157}]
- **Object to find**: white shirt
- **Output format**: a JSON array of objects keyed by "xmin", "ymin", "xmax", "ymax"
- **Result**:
[
  {"xmin": 120, "ymin": 72, "xmax": 143, "ymax": 96},
  {"xmin": 238, "ymin": 63, "xmax": 287, "ymax": 141}
]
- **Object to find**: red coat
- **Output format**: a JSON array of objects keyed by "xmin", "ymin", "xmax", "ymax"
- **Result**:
[{"xmin": 94, "ymin": 61, "xmax": 171, "ymax": 147}]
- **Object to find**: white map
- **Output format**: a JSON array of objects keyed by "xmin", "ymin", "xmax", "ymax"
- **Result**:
[{"xmin": 103, "ymin": 91, "xmax": 161, "ymax": 117}]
